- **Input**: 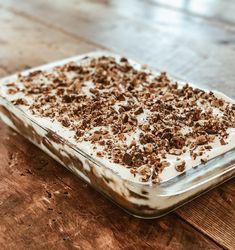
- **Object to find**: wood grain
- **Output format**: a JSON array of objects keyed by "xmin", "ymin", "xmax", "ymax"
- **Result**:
[
  {"xmin": 2, "ymin": 0, "xmax": 235, "ymax": 95},
  {"xmin": 0, "ymin": 0, "xmax": 234, "ymax": 249},
  {"xmin": 150, "ymin": 0, "xmax": 235, "ymax": 26},
  {"xmin": 0, "ymin": 7, "xmax": 96, "ymax": 75},
  {"xmin": 177, "ymin": 179, "xmax": 235, "ymax": 250}
]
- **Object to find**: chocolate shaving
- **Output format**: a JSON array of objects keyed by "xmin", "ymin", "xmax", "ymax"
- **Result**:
[
  {"xmin": 6, "ymin": 55, "xmax": 235, "ymax": 183},
  {"xmin": 134, "ymin": 107, "xmax": 144, "ymax": 115},
  {"xmin": 122, "ymin": 153, "xmax": 133, "ymax": 166},
  {"xmin": 175, "ymin": 161, "xmax": 186, "ymax": 172}
]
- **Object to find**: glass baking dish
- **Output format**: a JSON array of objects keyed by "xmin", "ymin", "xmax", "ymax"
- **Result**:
[{"xmin": 0, "ymin": 51, "xmax": 234, "ymax": 218}]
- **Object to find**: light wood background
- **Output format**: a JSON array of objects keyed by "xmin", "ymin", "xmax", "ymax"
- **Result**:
[{"xmin": 0, "ymin": 0, "xmax": 234, "ymax": 249}]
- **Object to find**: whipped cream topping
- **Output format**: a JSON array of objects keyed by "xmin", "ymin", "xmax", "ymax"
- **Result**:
[{"xmin": 1, "ymin": 52, "xmax": 235, "ymax": 184}]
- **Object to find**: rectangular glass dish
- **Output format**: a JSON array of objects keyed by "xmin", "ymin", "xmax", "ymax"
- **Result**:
[{"xmin": 0, "ymin": 51, "xmax": 234, "ymax": 218}]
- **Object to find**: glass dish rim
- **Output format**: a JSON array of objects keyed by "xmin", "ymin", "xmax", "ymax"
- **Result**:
[{"xmin": 0, "ymin": 50, "xmax": 234, "ymax": 191}]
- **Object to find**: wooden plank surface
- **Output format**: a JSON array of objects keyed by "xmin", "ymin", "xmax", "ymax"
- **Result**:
[
  {"xmin": 2, "ymin": 0, "xmax": 235, "ymax": 94},
  {"xmin": 0, "ymin": 8, "xmax": 96, "ymax": 74},
  {"xmin": 150, "ymin": 0, "xmax": 235, "ymax": 26},
  {"xmin": 0, "ymin": 0, "xmax": 234, "ymax": 249},
  {"xmin": 177, "ymin": 179, "xmax": 235, "ymax": 249}
]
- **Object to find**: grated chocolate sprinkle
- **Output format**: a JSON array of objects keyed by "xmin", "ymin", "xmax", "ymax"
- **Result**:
[{"xmin": 7, "ymin": 56, "xmax": 235, "ymax": 183}]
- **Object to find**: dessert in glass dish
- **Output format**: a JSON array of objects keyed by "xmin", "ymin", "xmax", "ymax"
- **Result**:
[{"xmin": 0, "ymin": 51, "xmax": 234, "ymax": 218}]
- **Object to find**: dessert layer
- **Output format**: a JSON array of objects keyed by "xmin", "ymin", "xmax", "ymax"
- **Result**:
[{"xmin": 1, "ymin": 52, "xmax": 235, "ymax": 184}]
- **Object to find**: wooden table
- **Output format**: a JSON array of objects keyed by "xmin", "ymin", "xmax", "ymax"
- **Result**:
[{"xmin": 0, "ymin": 1, "xmax": 234, "ymax": 249}]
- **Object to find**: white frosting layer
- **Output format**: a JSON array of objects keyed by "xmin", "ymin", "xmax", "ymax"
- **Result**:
[{"xmin": 1, "ymin": 51, "xmax": 235, "ymax": 184}]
